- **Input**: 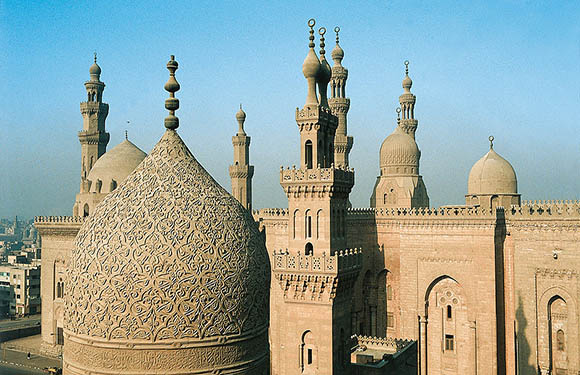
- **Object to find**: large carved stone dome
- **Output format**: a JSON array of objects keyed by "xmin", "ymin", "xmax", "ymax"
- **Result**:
[
  {"xmin": 468, "ymin": 146, "xmax": 517, "ymax": 195},
  {"xmin": 380, "ymin": 128, "xmax": 420, "ymax": 171},
  {"xmin": 86, "ymin": 139, "xmax": 146, "ymax": 194},
  {"xmin": 64, "ymin": 129, "xmax": 270, "ymax": 374}
]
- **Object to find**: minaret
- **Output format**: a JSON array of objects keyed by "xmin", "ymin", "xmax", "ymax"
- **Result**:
[
  {"xmin": 398, "ymin": 60, "xmax": 418, "ymax": 138},
  {"xmin": 271, "ymin": 19, "xmax": 360, "ymax": 375},
  {"xmin": 329, "ymin": 27, "xmax": 353, "ymax": 168},
  {"xmin": 229, "ymin": 105, "xmax": 254, "ymax": 210},
  {"xmin": 78, "ymin": 54, "xmax": 110, "ymax": 183},
  {"xmin": 370, "ymin": 61, "xmax": 429, "ymax": 208}
]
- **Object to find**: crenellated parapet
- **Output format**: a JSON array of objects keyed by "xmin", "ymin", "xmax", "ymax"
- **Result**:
[
  {"xmin": 353, "ymin": 335, "xmax": 415, "ymax": 354},
  {"xmin": 374, "ymin": 206, "xmax": 497, "ymax": 218},
  {"xmin": 34, "ymin": 216, "xmax": 84, "ymax": 237},
  {"xmin": 253, "ymin": 208, "xmax": 289, "ymax": 218},
  {"xmin": 272, "ymin": 248, "xmax": 362, "ymax": 303},
  {"xmin": 509, "ymin": 201, "xmax": 580, "ymax": 218}
]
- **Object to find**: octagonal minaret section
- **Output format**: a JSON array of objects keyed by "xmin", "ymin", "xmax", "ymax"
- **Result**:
[
  {"xmin": 328, "ymin": 27, "xmax": 353, "ymax": 168},
  {"xmin": 78, "ymin": 54, "xmax": 110, "ymax": 183},
  {"xmin": 229, "ymin": 105, "xmax": 254, "ymax": 210}
]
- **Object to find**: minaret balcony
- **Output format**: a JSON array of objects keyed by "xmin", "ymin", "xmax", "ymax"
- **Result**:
[
  {"xmin": 229, "ymin": 164, "xmax": 254, "ymax": 179},
  {"xmin": 80, "ymin": 101, "xmax": 109, "ymax": 116},
  {"xmin": 272, "ymin": 248, "xmax": 362, "ymax": 303},
  {"xmin": 280, "ymin": 166, "xmax": 354, "ymax": 188},
  {"xmin": 78, "ymin": 130, "xmax": 110, "ymax": 145},
  {"xmin": 295, "ymin": 105, "xmax": 338, "ymax": 130}
]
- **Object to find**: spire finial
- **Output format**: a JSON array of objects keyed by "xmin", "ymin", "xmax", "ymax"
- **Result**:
[
  {"xmin": 94, "ymin": 52, "xmax": 97, "ymax": 64},
  {"xmin": 402, "ymin": 60, "xmax": 413, "ymax": 92},
  {"xmin": 164, "ymin": 55, "xmax": 180, "ymax": 130},
  {"xmin": 489, "ymin": 135, "xmax": 494, "ymax": 149},
  {"xmin": 308, "ymin": 18, "xmax": 316, "ymax": 49},
  {"xmin": 125, "ymin": 121, "xmax": 130, "ymax": 140},
  {"xmin": 396, "ymin": 107, "xmax": 401, "ymax": 124},
  {"xmin": 319, "ymin": 27, "xmax": 327, "ymax": 57},
  {"xmin": 334, "ymin": 26, "xmax": 340, "ymax": 44}
]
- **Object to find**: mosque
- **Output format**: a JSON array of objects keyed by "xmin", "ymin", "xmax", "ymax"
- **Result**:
[{"xmin": 35, "ymin": 19, "xmax": 580, "ymax": 375}]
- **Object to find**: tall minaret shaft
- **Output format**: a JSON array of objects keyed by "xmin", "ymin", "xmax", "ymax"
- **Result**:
[
  {"xmin": 229, "ymin": 106, "xmax": 254, "ymax": 210},
  {"xmin": 328, "ymin": 27, "xmax": 353, "ymax": 167},
  {"xmin": 78, "ymin": 54, "xmax": 110, "ymax": 184}
]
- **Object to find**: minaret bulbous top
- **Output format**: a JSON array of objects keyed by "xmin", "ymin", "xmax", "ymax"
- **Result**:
[
  {"xmin": 331, "ymin": 26, "xmax": 344, "ymax": 66},
  {"xmin": 302, "ymin": 19, "xmax": 321, "ymax": 79},
  {"xmin": 89, "ymin": 53, "xmax": 101, "ymax": 81},
  {"xmin": 236, "ymin": 104, "xmax": 246, "ymax": 135}
]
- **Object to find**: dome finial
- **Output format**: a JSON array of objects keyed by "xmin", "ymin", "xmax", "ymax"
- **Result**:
[
  {"xmin": 164, "ymin": 55, "xmax": 180, "ymax": 130},
  {"xmin": 94, "ymin": 52, "xmax": 97, "ymax": 64},
  {"xmin": 396, "ymin": 107, "xmax": 401, "ymax": 124},
  {"xmin": 335, "ymin": 26, "xmax": 340, "ymax": 44},
  {"xmin": 489, "ymin": 135, "xmax": 494, "ymax": 149},
  {"xmin": 405, "ymin": 60, "xmax": 409, "ymax": 75}
]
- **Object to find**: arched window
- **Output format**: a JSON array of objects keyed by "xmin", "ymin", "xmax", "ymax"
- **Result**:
[
  {"xmin": 383, "ymin": 193, "xmax": 387, "ymax": 205},
  {"xmin": 316, "ymin": 210, "xmax": 322, "ymax": 239},
  {"xmin": 301, "ymin": 331, "xmax": 316, "ymax": 371},
  {"xmin": 447, "ymin": 305, "xmax": 452, "ymax": 320},
  {"xmin": 83, "ymin": 204, "xmax": 89, "ymax": 217},
  {"xmin": 305, "ymin": 210, "xmax": 312, "ymax": 239},
  {"xmin": 305, "ymin": 141, "xmax": 313, "ymax": 169},
  {"xmin": 305, "ymin": 242, "xmax": 313, "ymax": 255},
  {"xmin": 293, "ymin": 210, "xmax": 299, "ymax": 239}
]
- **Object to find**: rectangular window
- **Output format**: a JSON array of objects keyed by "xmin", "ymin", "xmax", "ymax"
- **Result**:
[
  {"xmin": 57, "ymin": 327, "xmax": 64, "ymax": 345},
  {"xmin": 387, "ymin": 312, "xmax": 394, "ymax": 328},
  {"xmin": 307, "ymin": 348, "xmax": 313, "ymax": 365},
  {"xmin": 16, "ymin": 294, "xmax": 20, "ymax": 299},
  {"xmin": 445, "ymin": 334, "xmax": 454, "ymax": 351}
]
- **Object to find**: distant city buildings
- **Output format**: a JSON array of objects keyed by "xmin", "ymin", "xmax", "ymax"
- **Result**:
[{"xmin": 0, "ymin": 216, "xmax": 42, "ymax": 318}]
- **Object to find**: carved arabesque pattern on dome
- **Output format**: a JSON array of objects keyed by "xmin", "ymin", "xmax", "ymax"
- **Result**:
[{"xmin": 65, "ymin": 130, "xmax": 270, "ymax": 343}]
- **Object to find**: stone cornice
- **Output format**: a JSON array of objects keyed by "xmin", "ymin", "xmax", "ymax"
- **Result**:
[{"xmin": 35, "ymin": 216, "xmax": 84, "ymax": 236}]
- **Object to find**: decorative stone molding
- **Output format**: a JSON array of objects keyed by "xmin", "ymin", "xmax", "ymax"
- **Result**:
[
  {"xmin": 272, "ymin": 249, "xmax": 362, "ymax": 302},
  {"xmin": 535, "ymin": 268, "xmax": 578, "ymax": 280}
]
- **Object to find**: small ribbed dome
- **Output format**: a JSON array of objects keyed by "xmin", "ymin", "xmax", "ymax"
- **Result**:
[
  {"xmin": 331, "ymin": 44, "xmax": 344, "ymax": 64},
  {"xmin": 86, "ymin": 139, "xmax": 146, "ymax": 194},
  {"xmin": 468, "ymin": 147, "xmax": 517, "ymax": 195},
  {"xmin": 380, "ymin": 128, "xmax": 420, "ymax": 169},
  {"xmin": 402, "ymin": 74, "xmax": 412, "ymax": 91},
  {"xmin": 65, "ymin": 129, "xmax": 270, "ymax": 373}
]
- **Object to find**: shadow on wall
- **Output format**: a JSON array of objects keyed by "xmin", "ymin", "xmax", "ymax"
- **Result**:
[
  {"xmin": 349, "ymin": 213, "xmax": 386, "ymax": 337},
  {"xmin": 516, "ymin": 294, "xmax": 536, "ymax": 375}
]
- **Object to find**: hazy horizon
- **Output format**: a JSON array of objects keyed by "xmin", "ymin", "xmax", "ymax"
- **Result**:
[{"xmin": 1, "ymin": 1, "xmax": 579, "ymax": 219}]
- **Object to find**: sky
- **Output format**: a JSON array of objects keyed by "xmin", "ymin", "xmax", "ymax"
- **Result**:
[{"xmin": 0, "ymin": 1, "xmax": 579, "ymax": 219}]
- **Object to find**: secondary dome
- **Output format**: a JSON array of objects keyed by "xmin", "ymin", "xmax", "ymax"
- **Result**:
[
  {"xmin": 86, "ymin": 139, "xmax": 146, "ymax": 194},
  {"xmin": 468, "ymin": 145, "xmax": 517, "ymax": 195},
  {"xmin": 380, "ymin": 128, "xmax": 420, "ymax": 169},
  {"xmin": 64, "ymin": 129, "xmax": 270, "ymax": 374}
]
